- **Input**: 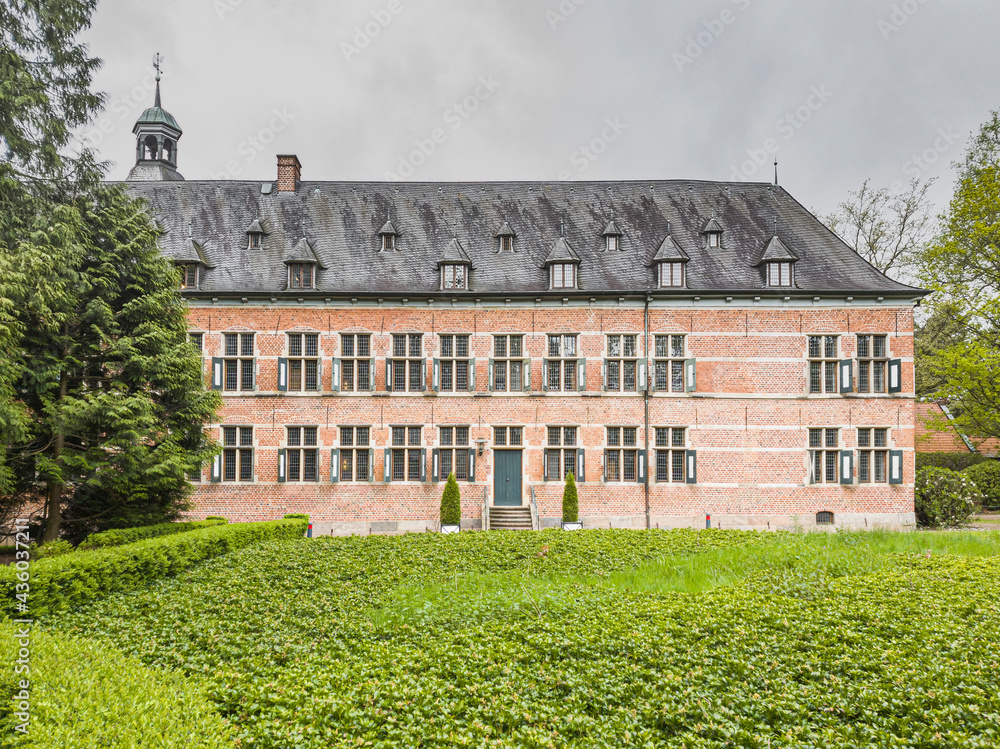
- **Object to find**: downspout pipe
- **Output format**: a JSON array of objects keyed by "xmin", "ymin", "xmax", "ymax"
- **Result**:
[{"xmin": 644, "ymin": 295, "xmax": 651, "ymax": 530}]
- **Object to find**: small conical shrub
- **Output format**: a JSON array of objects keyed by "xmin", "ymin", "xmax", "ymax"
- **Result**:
[
  {"xmin": 562, "ymin": 471, "xmax": 579, "ymax": 523},
  {"xmin": 440, "ymin": 472, "xmax": 462, "ymax": 526}
]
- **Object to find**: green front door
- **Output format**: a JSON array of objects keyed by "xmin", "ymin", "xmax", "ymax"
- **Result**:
[{"xmin": 494, "ymin": 450, "xmax": 522, "ymax": 506}]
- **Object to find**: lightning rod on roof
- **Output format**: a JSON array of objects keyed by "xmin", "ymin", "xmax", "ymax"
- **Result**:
[{"xmin": 774, "ymin": 157, "xmax": 778, "ymax": 186}]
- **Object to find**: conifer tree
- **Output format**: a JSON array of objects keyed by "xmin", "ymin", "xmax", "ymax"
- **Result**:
[
  {"xmin": 440, "ymin": 473, "xmax": 461, "ymax": 526},
  {"xmin": 562, "ymin": 472, "xmax": 579, "ymax": 523}
]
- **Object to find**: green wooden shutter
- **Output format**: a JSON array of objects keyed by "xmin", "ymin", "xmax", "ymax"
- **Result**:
[
  {"xmin": 383, "ymin": 448, "xmax": 392, "ymax": 482},
  {"xmin": 638, "ymin": 358, "xmax": 648, "ymax": 392},
  {"xmin": 839, "ymin": 359, "xmax": 852, "ymax": 393},
  {"xmin": 888, "ymin": 359, "xmax": 902, "ymax": 393},
  {"xmin": 685, "ymin": 450, "xmax": 697, "ymax": 484},
  {"xmin": 432, "ymin": 359, "xmax": 440, "ymax": 391},
  {"xmin": 467, "ymin": 448, "xmax": 476, "ymax": 482},
  {"xmin": 637, "ymin": 450, "xmax": 647, "ymax": 483},
  {"xmin": 432, "ymin": 449, "xmax": 440, "ymax": 482},
  {"xmin": 385, "ymin": 359, "xmax": 392, "ymax": 392},
  {"xmin": 315, "ymin": 358, "xmax": 322, "ymax": 392},
  {"xmin": 602, "ymin": 359, "xmax": 608, "ymax": 391},
  {"xmin": 277, "ymin": 449, "xmax": 287, "ymax": 483},
  {"xmin": 685, "ymin": 358, "xmax": 697, "ymax": 392},
  {"xmin": 839, "ymin": 450, "xmax": 853, "ymax": 484},
  {"xmin": 577, "ymin": 359, "xmax": 586, "ymax": 391},
  {"xmin": 888, "ymin": 449, "xmax": 903, "ymax": 484},
  {"xmin": 331, "ymin": 358, "xmax": 341, "ymax": 392},
  {"xmin": 488, "ymin": 359, "xmax": 494, "ymax": 391},
  {"xmin": 211, "ymin": 358, "xmax": 223, "ymax": 390},
  {"xmin": 420, "ymin": 362, "xmax": 427, "ymax": 391},
  {"xmin": 542, "ymin": 360, "xmax": 549, "ymax": 391},
  {"xmin": 543, "ymin": 449, "xmax": 550, "ymax": 481},
  {"xmin": 369, "ymin": 358, "xmax": 376, "ymax": 391},
  {"xmin": 468, "ymin": 358, "xmax": 476, "ymax": 391},
  {"xmin": 210, "ymin": 454, "xmax": 221, "ymax": 482},
  {"xmin": 576, "ymin": 448, "xmax": 585, "ymax": 482},
  {"xmin": 523, "ymin": 359, "xmax": 531, "ymax": 391},
  {"xmin": 420, "ymin": 449, "xmax": 427, "ymax": 482},
  {"xmin": 330, "ymin": 449, "xmax": 340, "ymax": 482},
  {"xmin": 367, "ymin": 449, "xmax": 374, "ymax": 482}
]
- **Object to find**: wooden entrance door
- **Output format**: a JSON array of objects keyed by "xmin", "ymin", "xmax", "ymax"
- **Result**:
[{"xmin": 494, "ymin": 450, "xmax": 522, "ymax": 506}]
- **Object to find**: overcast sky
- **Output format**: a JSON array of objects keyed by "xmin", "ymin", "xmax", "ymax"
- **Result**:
[{"xmin": 79, "ymin": 0, "xmax": 999, "ymax": 217}]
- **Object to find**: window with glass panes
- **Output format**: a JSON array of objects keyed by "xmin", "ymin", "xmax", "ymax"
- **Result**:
[
  {"xmin": 188, "ymin": 332, "xmax": 203, "ymax": 352},
  {"xmin": 439, "ymin": 426, "xmax": 470, "ymax": 480},
  {"xmin": 179, "ymin": 263, "xmax": 198, "ymax": 289},
  {"xmin": 767, "ymin": 262, "xmax": 792, "ymax": 287},
  {"xmin": 546, "ymin": 334, "xmax": 578, "ymax": 391},
  {"xmin": 550, "ymin": 263, "xmax": 576, "ymax": 289},
  {"xmin": 658, "ymin": 261, "xmax": 684, "ymax": 288},
  {"xmin": 340, "ymin": 333, "xmax": 371, "ymax": 391},
  {"xmin": 655, "ymin": 427, "xmax": 686, "ymax": 482},
  {"xmin": 439, "ymin": 335, "xmax": 470, "ymax": 391},
  {"xmin": 223, "ymin": 333, "xmax": 255, "ymax": 391},
  {"xmin": 493, "ymin": 426, "xmax": 523, "ymax": 447},
  {"xmin": 493, "ymin": 334, "xmax": 525, "ymax": 391},
  {"xmin": 856, "ymin": 334, "xmax": 888, "ymax": 393},
  {"xmin": 858, "ymin": 427, "xmax": 889, "ymax": 483},
  {"xmin": 287, "ymin": 333, "xmax": 319, "ymax": 391},
  {"xmin": 442, "ymin": 264, "xmax": 467, "ymax": 290},
  {"xmin": 545, "ymin": 426, "xmax": 577, "ymax": 480},
  {"xmin": 605, "ymin": 426, "xmax": 639, "ymax": 481},
  {"xmin": 606, "ymin": 334, "xmax": 639, "ymax": 391},
  {"xmin": 222, "ymin": 426, "xmax": 253, "ymax": 482},
  {"xmin": 285, "ymin": 426, "xmax": 318, "ymax": 482},
  {"xmin": 392, "ymin": 426, "xmax": 422, "ymax": 481},
  {"xmin": 808, "ymin": 428, "xmax": 839, "ymax": 483},
  {"xmin": 339, "ymin": 426, "xmax": 370, "ymax": 481},
  {"xmin": 654, "ymin": 335, "xmax": 686, "ymax": 392},
  {"xmin": 289, "ymin": 263, "xmax": 314, "ymax": 289},
  {"xmin": 389, "ymin": 334, "xmax": 424, "ymax": 391},
  {"xmin": 808, "ymin": 335, "xmax": 838, "ymax": 393}
]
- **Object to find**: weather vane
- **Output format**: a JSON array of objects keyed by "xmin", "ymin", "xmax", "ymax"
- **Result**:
[{"xmin": 153, "ymin": 52, "xmax": 163, "ymax": 80}]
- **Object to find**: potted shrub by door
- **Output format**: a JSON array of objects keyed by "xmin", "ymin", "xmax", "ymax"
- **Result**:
[
  {"xmin": 561, "ymin": 471, "xmax": 583, "ymax": 530},
  {"xmin": 440, "ymin": 472, "xmax": 462, "ymax": 533}
]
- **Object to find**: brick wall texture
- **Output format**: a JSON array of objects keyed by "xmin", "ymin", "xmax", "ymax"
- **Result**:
[{"xmin": 187, "ymin": 302, "xmax": 916, "ymax": 530}]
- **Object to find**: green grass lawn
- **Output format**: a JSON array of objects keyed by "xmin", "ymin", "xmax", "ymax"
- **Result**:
[{"xmin": 32, "ymin": 529, "xmax": 1000, "ymax": 747}]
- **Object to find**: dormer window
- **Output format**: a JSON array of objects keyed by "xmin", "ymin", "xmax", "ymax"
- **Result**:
[
  {"xmin": 442, "ymin": 264, "xmax": 467, "ymax": 290},
  {"xmin": 767, "ymin": 261, "xmax": 792, "ymax": 287},
  {"xmin": 382, "ymin": 234, "xmax": 395, "ymax": 252},
  {"xmin": 179, "ymin": 263, "xmax": 198, "ymax": 290},
  {"xmin": 703, "ymin": 217, "xmax": 724, "ymax": 249},
  {"xmin": 606, "ymin": 235, "xmax": 619, "ymax": 252},
  {"xmin": 495, "ymin": 222, "xmax": 516, "ymax": 253},
  {"xmin": 499, "ymin": 235, "xmax": 513, "ymax": 253},
  {"xmin": 658, "ymin": 262, "xmax": 684, "ymax": 288},
  {"xmin": 245, "ymin": 219, "xmax": 266, "ymax": 250},
  {"xmin": 708, "ymin": 233, "xmax": 720, "ymax": 248},
  {"xmin": 289, "ymin": 263, "xmax": 314, "ymax": 289},
  {"xmin": 249, "ymin": 233, "xmax": 261, "ymax": 250},
  {"xmin": 603, "ymin": 220, "xmax": 622, "ymax": 252},
  {"xmin": 551, "ymin": 263, "xmax": 576, "ymax": 289}
]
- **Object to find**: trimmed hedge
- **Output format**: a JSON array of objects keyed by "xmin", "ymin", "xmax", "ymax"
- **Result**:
[
  {"xmin": 0, "ymin": 518, "xmax": 306, "ymax": 618},
  {"xmin": 0, "ymin": 620, "xmax": 233, "ymax": 748},
  {"xmin": 964, "ymin": 461, "xmax": 1000, "ymax": 511},
  {"xmin": 916, "ymin": 451, "xmax": 992, "ymax": 472},
  {"xmin": 79, "ymin": 518, "xmax": 228, "ymax": 550}
]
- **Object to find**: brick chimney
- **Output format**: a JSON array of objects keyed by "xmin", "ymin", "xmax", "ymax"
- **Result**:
[{"xmin": 276, "ymin": 154, "xmax": 301, "ymax": 192}]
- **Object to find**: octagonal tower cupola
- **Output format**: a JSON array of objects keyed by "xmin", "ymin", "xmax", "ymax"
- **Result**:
[{"xmin": 127, "ymin": 54, "xmax": 184, "ymax": 182}]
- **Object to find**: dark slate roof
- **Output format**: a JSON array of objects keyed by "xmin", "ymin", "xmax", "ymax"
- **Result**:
[
  {"xmin": 495, "ymin": 221, "xmax": 516, "ymax": 237},
  {"xmin": 652, "ymin": 235, "xmax": 689, "ymax": 263},
  {"xmin": 703, "ymin": 217, "xmax": 723, "ymax": 234},
  {"xmin": 122, "ymin": 179, "xmax": 925, "ymax": 296},
  {"xmin": 378, "ymin": 219, "xmax": 398, "ymax": 236},
  {"xmin": 602, "ymin": 219, "xmax": 622, "ymax": 236},
  {"xmin": 284, "ymin": 238, "xmax": 324, "ymax": 267},
  {"xmin": 438, "ymin": 237, "xmax": 471, "ymax": 266},
  {"xmin": 544, "ymin": 237, "xmax": 580, "ymax": 265},
  {"xmin": 175, "ymin": 237, "xmax": 213, "ymax": 267},
  {"xmin": 758, "ymin": 235, "xmax": 798, "ymax": 264}
]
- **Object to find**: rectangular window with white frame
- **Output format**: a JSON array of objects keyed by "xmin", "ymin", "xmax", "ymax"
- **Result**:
[
  {"xmin": 388, "ymin": 426, "xmax": 425, "ymax": 482},
  {"xmin": 856, "ymin": 334, "xmax": 888, "ymax": 393},
  {"xmin": 436, "ymin": 334, "xmax": 472, "ymax": 392},
  {"xmin": 545, "ymin": 426, "xmax": 580, "ymax": 481},
  {"xmin": 338, "ymin": 333, "xmax": 373, "ymax": 392},
  {"xmin": 808, "ymin": 428, "xmax": 840, "ymax": 484},
  {"xmin": 388, "ymin": 334, "xmax": 425, "ymax": 392},
  {"xmin": 280, "ymin": 333, "xmax": 320, "ymax": 392},
  {"xmin": 436, "ymin": 426, "xmax": 471, "ymax": 481},
  {"xmin": 221, "ymin": 426, "xmax": 254, "ymax": 482},
  {"xmin": 604, "ymin": 426, "xmax": 643, "ymax": 482},
  {"xmin": 653, "ymin": 334, "xmax": 694, "ymax": 393},
  {"xmin": 490, "ymin": 334, "xmax": 529, "ymax": 392},
  {"xmin": 545, "ymin": 334, "xmax": 581, "ymax": 391},
  {"xmin": 654, "ymin": 427, "xmax": 688, "ymax": 483},
  {"xmin": 605, "ymin": 334, "xmax": 642, "ymax": 392},
  {"xmin": 337, "ymin": 426, "xmax": 371, "ymax": 482},
  {"xmin": 281, "ymin": 426, "xmax": 318, "ymax": 483},
  {"xmin": 857, "ymin": 427, "xmax": 889, "ymax": 483},
  {"xmin": 442, "ymin": 264, "xmax": 467, "ymax": 290},
  {"xmin": 215, "ymin": 333, "xmax": 255, "ymax": 392}
]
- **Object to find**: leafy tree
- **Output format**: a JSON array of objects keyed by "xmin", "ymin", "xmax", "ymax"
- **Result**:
[
  {"xmin": 0, "ymin": 186, "xmax": 222, "ymax": 541},
  {"xmin": 914, "ymin": 307, "xmax": 966, "ymax": 397},
  {"xmin": 440, "ymin": 473, "xmax": 461, "ymax": 526},
  {"xmin": 562, "ymin": 472, "xmax": 578, "ymax": 523},
  {"xmin": 824, "ymin": 177, "xmax": 935, "ymax": 278},
  {"xmin": 920, "ymin": 110, "xmax": 1000, "ymax": 443}
]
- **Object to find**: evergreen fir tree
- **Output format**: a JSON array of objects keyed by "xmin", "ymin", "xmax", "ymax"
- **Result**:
[
  {"xmin": 440, "ymin": 473, "xmax": 462, "ymax": 526},
  {"xmin": 562, "ymin": 471, "xmax": 579, "ymax": 523}
]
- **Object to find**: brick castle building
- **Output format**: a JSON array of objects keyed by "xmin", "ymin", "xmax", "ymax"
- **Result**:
[{"xmin": 123, "ymin": 81, "xmax": 926, "ymax": 533}]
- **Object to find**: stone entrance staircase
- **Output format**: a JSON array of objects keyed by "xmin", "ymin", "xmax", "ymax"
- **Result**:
[{"xmin": 487, "ymin": 505, "xmax": 533, "ymax": 531}]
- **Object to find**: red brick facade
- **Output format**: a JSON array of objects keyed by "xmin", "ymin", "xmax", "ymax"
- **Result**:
[{"xmin": 186, "ymin": 301, "xmax": 916, "ymax": 532}]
